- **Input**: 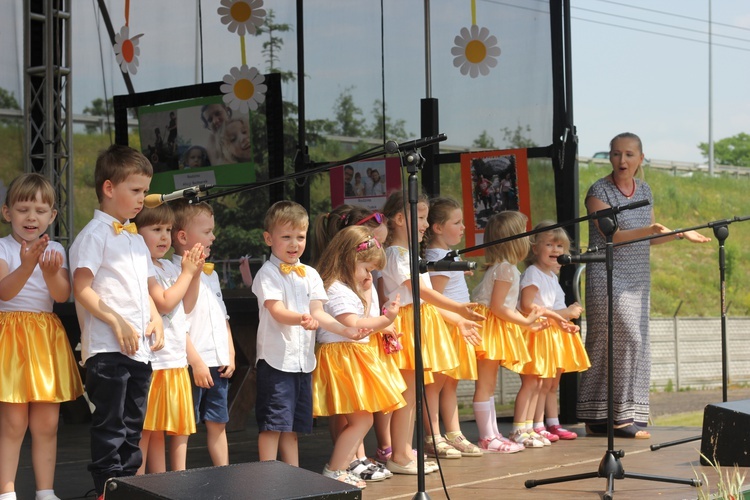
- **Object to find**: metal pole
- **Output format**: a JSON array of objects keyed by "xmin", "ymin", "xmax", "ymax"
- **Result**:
[{"xmin": 708, "ymin": 0, "xmax": 714, "ymax": 175}]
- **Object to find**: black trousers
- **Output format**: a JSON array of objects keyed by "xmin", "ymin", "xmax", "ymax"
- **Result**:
[{"xmin": 85, "ymin": 352, "xmax": 152, "ymax": 495}]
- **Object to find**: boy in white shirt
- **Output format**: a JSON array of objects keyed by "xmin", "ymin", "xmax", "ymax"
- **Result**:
[
  {"xmin": 170, "ymin": 199, "xmax": 235, "ymax": 466},
  {"xmin": 252, "ymin": 201, "xmax": 366, "ymax": 466},
  {"xmin": 69, "ymin": 145, "xmax": 165, "ymax": 498}
]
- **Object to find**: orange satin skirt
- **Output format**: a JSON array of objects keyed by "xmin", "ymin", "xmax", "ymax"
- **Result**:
[
  {"xmin": 518, "ymin": 328, "xmax": 559, "ymax": 379},
  {"xmin": 392, "ymin": 303, "xmax": 459, "ymax": 380},
  {"xmin": 143, "ymin": 366, "xmax": 196, "ymax": 435},
  {"xmin": 473, "ymin": 305, "xmax": 531, "ymax": 371},
  {"xmin": 313, "ymin": 342, "xmax": 407, "ymax": 417},
  {"xmin": 442, "ymin": 324, "xmax": 478, "ymax": 381},
  {"xmin": 368, "ymin": 332, "xmax": 407, "ymax": 394},
  {"xmin": 550, "ymin": 326, "xmax": 591, "ymax": 373},
  {"xmin": 0, "ymin": 311, "xmax": 83, "ymax": 403}
]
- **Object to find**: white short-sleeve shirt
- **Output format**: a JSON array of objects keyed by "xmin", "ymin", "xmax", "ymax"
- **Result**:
[
  {"xmin": 252, "ymin": 253, "xmax": 327, "ymax": 373},
  {"xmin": 69, "ymin": 210, "xmax": 156, "ymax": 364},
  {"xmin": 0, "ymin": 235, "xmax": 66, "ymax": 313},
  {"xmin": 172, "ymin": 254, "xmax": 229, "ymax": 367},
  {"xmin": 381, "ymin": 245, "xmax": 433, "ymax": 306},
  {"xmin": 471, "ymin": 261, "xmax": 521, "ymax": 309},
  {"xmin": 150, "ymin": 259, "xmax": 190, "ymax": 370},
  {"xmin": 317, "ymin": 280, "xmax": 378, "ymax": 345},
  {"xmin": 424, "ymin": 247, "xmax": 470, "ymax": 303},
  {"xmin": 519, "ymin": 264, "xmax": 566, "ymax": 310}
]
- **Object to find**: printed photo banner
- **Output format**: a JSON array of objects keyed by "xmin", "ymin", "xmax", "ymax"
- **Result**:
[
  {"xmin": 461, "ymin": 148, "xmax": 530, "ymax": 256},
  {"xmin": 138, "ymin": 95, "xmax": 255, "ymax": 194},
  {"xmin": 330, "ymin": 157, "xmax": 402, "ymax": 211}
]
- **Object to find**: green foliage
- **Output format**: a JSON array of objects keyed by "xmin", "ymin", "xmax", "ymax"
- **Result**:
[
  {"xmin": 664, "ymin": 379, "xmax": 674, "ymax": 393},
  {"xmin": 473, "ymin": 130, "xmax": 496, "ymax": 149},
  {"xmin": 368, "ymin": 100, "xmax": 410, "ymax": 141},
  {"xmin": 254, "ymin": 10, "xmax": 295, "ymax": 83},
  {"xmin": 332, "ymin": 86, "xmax": 366, "ymax": 137},
  {"xmin": 699, "ymin": 132, "xmax": 750, "ymax": 167},
  {"xmin": 0, "ymin": 87, "xmax": 21, "ymax": 127}
]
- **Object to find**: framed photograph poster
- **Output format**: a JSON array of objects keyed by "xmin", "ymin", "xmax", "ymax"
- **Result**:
[{"xmin": 461, "ymin": 148, "xmax": 531, "ymax": 256}]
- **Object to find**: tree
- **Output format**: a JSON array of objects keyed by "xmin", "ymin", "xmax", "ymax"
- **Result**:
[
  {"xmin": 332, "ymin": 86, "xmax": 366, "ymax": 137},
  {"xmin": 82, "ymin": 97, "xmax": 114, "ymax": 134},
  {"xmin": 501, "ymin": 124, "xmax": 537, "ymax": 149},
  {"xmin": 255, "ymin": 10, "xmax": 295, "ymax": 84},
  {"xmin": 699, "ymin": 133, "xmax": 750, "ymax": 167},
  {"xmin": 472, "ymin": 130, "xmax": 496, "ymax": 149},
  {"xmin": 368, "ymin": 99, "xmax": 409, "ymax": 141},
  {"xmin": 0, "ymin": 87, "xmax": 21, "ymax": 127}
]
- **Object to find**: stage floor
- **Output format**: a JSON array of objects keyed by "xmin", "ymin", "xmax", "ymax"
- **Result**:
[{"xmin": 14, "ymin": 416, "xmax": 739, "ymax": 500}]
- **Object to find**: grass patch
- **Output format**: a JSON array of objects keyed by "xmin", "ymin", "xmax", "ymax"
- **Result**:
[{"xmin": 653, "ymin": 411, "xmax": 704, "ymax": 427}]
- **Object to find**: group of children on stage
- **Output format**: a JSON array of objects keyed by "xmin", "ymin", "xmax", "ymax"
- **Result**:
[{"xmin": 0, "ymin": 143, "xmax": 590, "ymax": 497}]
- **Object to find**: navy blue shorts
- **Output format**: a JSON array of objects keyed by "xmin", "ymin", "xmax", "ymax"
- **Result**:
[
  {"xmin": 191, "ymin": 366, "xmax": 229, "ymax": 424},
  {"xmin": 255, "ymin": 359, "xmax": 313, "ymax": 434}
]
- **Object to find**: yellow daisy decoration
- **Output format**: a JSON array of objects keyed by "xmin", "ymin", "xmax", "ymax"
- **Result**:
[
  {"xmin": 218, "ymin": 0, "xmax": 266, "ymax": 36},
  {"xmin": 451, "ymin": 25, "xmax": 500, "ymax": 78},
  {"xmin": 220, "ymin": 65, "xmax": 267, "ymax": 113},
  {"xmin": 113, "ymin": 25, "xmax": 143, "ymax": 75}
]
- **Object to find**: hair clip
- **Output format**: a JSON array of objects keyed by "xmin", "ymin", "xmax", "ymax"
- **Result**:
[{"xmin": 356, "ymin": 238, "xmax": 382, "ymax": 252}]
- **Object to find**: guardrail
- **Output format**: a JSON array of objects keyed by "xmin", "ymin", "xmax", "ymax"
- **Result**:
[{"xmin": 579, "ymin": 156, "xmax": 750, "ymax": 177}]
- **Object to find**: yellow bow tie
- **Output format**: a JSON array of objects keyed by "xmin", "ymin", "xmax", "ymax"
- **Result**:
[
  {"xmin": 202, "ymin": 263, "xmax": 215, "ymax": 275},
  {"xmin": 280, "ymin": 263, "xmax": 306, "ymax": 277},
  {"xmin": 113, "ymin": 221, "xmax": 138, "ymax": 235}
]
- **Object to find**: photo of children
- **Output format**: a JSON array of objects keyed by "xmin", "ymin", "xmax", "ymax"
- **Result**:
[
  {"xmin": 329, "ymin": 158, "xmax": 401, "ymax": 212},
  {"xmin": 137, "ymin": 96, "xmax": 256, "ymax": 194},
  {"xmin": 461, "ymin": 149, "xmax": 530, "ymax": 254}
]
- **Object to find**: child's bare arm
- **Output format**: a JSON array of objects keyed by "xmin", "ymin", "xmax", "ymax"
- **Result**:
[
  {"xmin": 218, "ymin": 320, "xmax": 235, "ymax": 379},
  {"xmin": 150, "ymin": 245, "xmax": 204, "ymax": 314},
  {"xmin": 186, "ymin": 335, "xmax": 212, "ymax": 388},
  {"xmin": 435, "ymin": 307, "xmax": 482, "ymax": 346},
  {"xmin": 265, "ymin": 299, "xmax": 310, "ymax": 326},
  {"xmin": 335, "ymin": 294, "xmax": 401, "ymax": 332},
  {"xmin": 403, "ymin": 277, "xmax": 484, "ymax": 321},
  {"xmin": 310, "ymin": 300, "xmax": 371, "ymax": 340},
  {"xmin": 145, "ymin": 296, "xmax": 165, "ymax": 351},
  {"xmin": 0, "ymin": 236, "xmax": 49, "ymax": 301},
  {"xmin": 39, "ymin": 248, "xmax": 71, "ymax": 302},
  {"xmin": 73, "ymin": 267, "xmax": 140, "ymax": 356}
]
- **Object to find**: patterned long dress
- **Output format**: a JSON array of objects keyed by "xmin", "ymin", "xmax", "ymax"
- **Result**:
[{"xmin": 576, "ymin": 176, "xmax": 654, "ymax": 427}]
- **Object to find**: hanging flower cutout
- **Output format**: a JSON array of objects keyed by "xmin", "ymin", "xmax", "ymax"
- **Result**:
[
  {"xmin": 221, "ymin": 65, "xmax": 267, "ymax": 113},
  {"xmin": 451, "ymin": 25, "xmax": 500, "ymax": 78},
  {"xmin": 218, "ymin": 0, "xmax": 266, "ymax": 36},
  {"xmin": 113, "ymin": 25, "xmax": 143, "ymax": 75}
]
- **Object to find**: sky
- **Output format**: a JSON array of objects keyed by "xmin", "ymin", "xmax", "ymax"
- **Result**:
[{"xmin": 1, "ymin": 0, "xmax": 749, "ymax": 164}]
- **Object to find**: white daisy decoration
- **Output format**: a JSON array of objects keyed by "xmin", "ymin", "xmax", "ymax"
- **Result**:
[
  {"xmin": 218, "ymin": 0, "xmax": 266, "ymax": 36},
  {"xmin": 220, "ymin": 65, "xmax": 267, "ymax": 113},
  {"xmin": 113, "ymin": 25, "xmax": 143, "ymax": 75},
  {"xmin": 451, "ymin": 25, "xmax": 501, "ymax": 78}
]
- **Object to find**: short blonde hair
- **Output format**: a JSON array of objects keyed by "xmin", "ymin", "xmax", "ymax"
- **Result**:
[
  {"xmin": 4, "ymin": 173, "xmax": 56, "ymax": 209},
  {"xmin": 94, "ymin": 144, "xmax": 153, "ymax": 203},
  {"xmin": 264, "ymin": 201, "xmax": 309, "ymax": 233},
  {"xmin": 525, "ymin": 220, "xmax": 571, "ymax": 266},
  {"xmin": 170, "ymin": 199, "xmax": 214, "ymax": 238},
  {"xmin": 483, "ymin": 211, "xmax": 529, "ymax": 266}
]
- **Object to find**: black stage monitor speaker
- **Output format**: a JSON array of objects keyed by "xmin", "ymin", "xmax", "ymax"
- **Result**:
[
  {"xmin": 104, "ymin": 460, "xmax": 361, "ymax": 500},
  {"xmin": 700, "ymin": 399, "xmax": 750, "ymax": 467}
]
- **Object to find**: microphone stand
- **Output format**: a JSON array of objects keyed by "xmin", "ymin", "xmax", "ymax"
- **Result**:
[
  {"xmin": 397, "ymin": 146, "xmax": 430, "ymax": 500},
  {"xmin": 525, "ymin": 214, "xmax": 700, "ymax": 499},
  {"xmin": 648, "ymin": 215, "xmax": 750, "ymax": 452}
]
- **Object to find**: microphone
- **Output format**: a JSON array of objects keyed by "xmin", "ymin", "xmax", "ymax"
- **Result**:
[
  {"xmin": 385, "ymin": 134, "xmax": 447, "ymax": 154},
  {"xmin": 588, "ymin": 199, "xmax": 650, "ymax": 219},
  {"xmin": 557, "ymin": 252, "xmax": 606, "ymax": 265},
  {"xmin": 419, "ymin": 259, "xmax": 477, "ymax": 273},
  {"xmin": 143, "ymin": 184, "xmax": 213, "ymax": 208}
]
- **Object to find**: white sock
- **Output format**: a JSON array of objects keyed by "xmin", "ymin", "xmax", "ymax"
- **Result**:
[
  {"xmin": 0, "ymin": 493, "xmax": 18, "ymax": 500},
  {"xmin": 473, "ymin": 400, "xmax": 495, "ymax": 440},
  {"xmin": 489, "ymin": 396, "xmax": 501, "ymax": 437},
  {"xmin": 533, "ymin": 421, "xmax": 545, "ymax": 430},
  {"xmin": 546, "ymin": 417, "xmax": 560, "ymax": 427},
  {"xmin": 35, "ymin": 491, "xmax": 58, "ymax": 500}
]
